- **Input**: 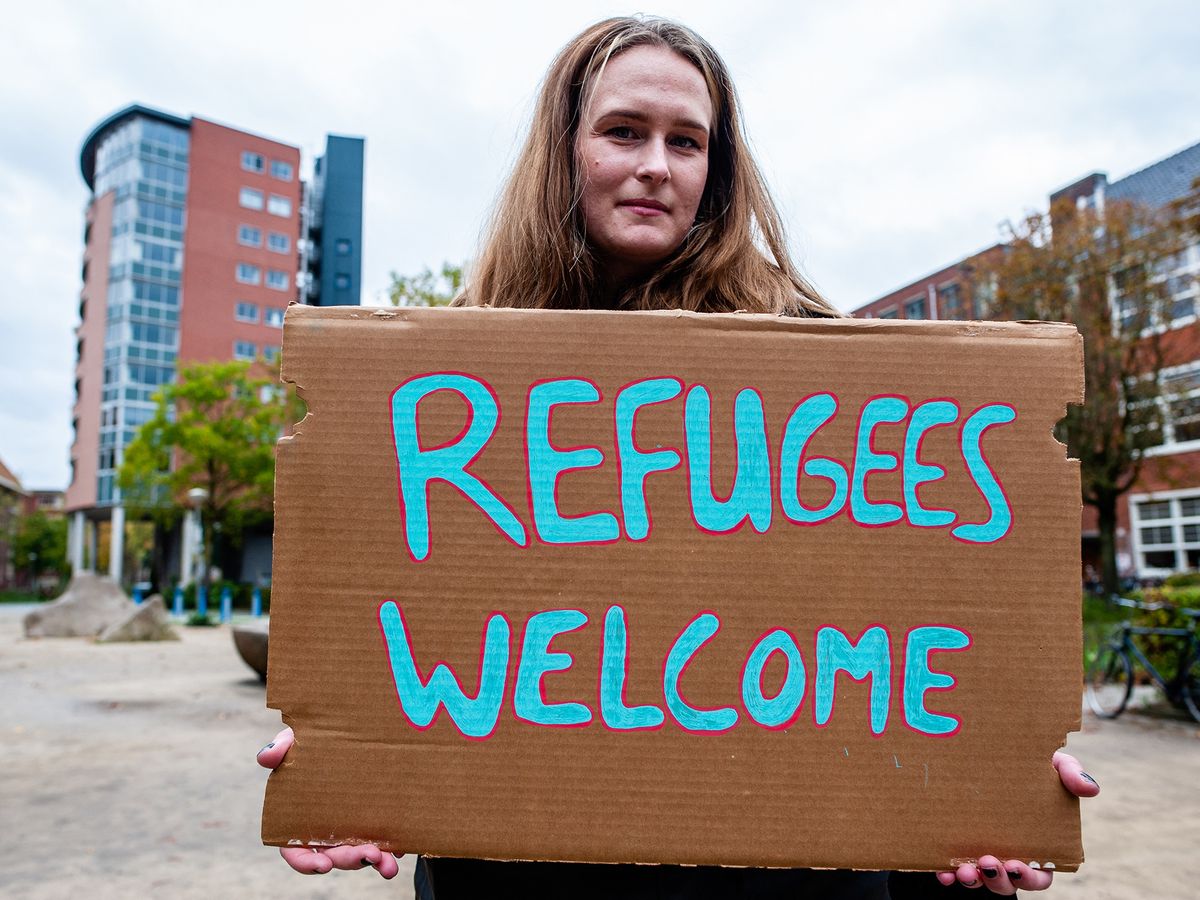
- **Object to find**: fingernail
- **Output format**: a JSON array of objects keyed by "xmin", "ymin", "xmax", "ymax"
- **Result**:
[
  {"xmin": 362, "ymin": 857, "xmax": 374, "ymax": 868},
  {"xmin": 1007, "ymin": 870, "xmax": 1022, "ymax": 881},
  {"xmin": 981, "ymin": 867, "xmax": 998, "ymax": 877},
  {"xmin": 257, "ymin": 741, "xmax": 275, "ymax": 755},
  {"xmin": 962, "ymin": 879, "xmax": 977, "ymax": 887},
  {"xmin": 1080, "ymin": 772, "xmax": 1099, "ymax": 787}
]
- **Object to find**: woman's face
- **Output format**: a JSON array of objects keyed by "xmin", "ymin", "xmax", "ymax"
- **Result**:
[{"xmin": 575, "ymin": 45, "xmax": 713, "ymax": 283}]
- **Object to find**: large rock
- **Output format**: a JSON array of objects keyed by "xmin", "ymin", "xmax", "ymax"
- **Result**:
[
  {"xmin": 232, "ymin": 621, "xmax": 269, "ymax": 682},
  {"xmin": 23, "ymin": 573, "xmax": 135, "ymax": 638},
  {"xmin": 97, "ymin": 595, "xmax": 180, "ymax": 643}
]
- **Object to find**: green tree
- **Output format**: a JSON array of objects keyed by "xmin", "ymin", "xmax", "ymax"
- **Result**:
[
  {"xmin": 12, "ymin": 511, "xmax": 68, "ymax": 590},
  {"xmin": 387, "ymin": 262, "xmax": 464, "ymax": 307},
  {"xmin": 967, "ymin": 194, "xmax": 1197, "ymax": 593},
  {"xmin": 118, "ymin": 360, "xmax": 300, "ymax": 593}
]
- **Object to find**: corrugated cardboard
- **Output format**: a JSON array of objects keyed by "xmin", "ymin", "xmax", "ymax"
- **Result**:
[{"xmin": 263, "ymin": 305, "xmax": 1085, "ymax": 872}]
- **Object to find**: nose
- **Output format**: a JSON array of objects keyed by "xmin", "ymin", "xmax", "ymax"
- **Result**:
[{"xmin": 635, "ymin": 138, "xmax": 670, "ymax": 185}]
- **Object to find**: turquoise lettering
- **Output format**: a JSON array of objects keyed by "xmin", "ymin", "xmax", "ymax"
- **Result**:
[
  {"xmin": 903, "ymin": 400, "xmax": 958, "ymax": 527},
  {"xmin": 664, "ymin": 612, "xmax": 739, "ymax": 732},
  {"xmin": 685, "ymin": 386, "xmax": 772, "ymax": 533},
  {"xmin": 514, "ymin": 609, "xmax": 592, "ymax": 727},
  {"xmin": 741, "ymin": 629, "xmax": 806, "ymax": 727},
  {"xmin": 527, "ymin": 379, "xmax": 619, "ymax": 544},
  {"xmin": 378, "ymin": 601, "xmax": 510, "ymax": 739},
  {"xmin": 391, "ymin": 373, "xmax": 526, "ymax": 562},
  {"xmin": 904, "ymin": 626, "xmax": 970, "ymax": 735},
  {"xmin": 952, "ymin": 404, "xmax": 1016, "ymax": 543},
  {"xmin": 599, "ymin": 605, "xmax": 665, "ymax": 730},
  {"xmin": 615, "ymin": 379, "xmax": 683, "ymax": 541},
  {"xmin": 814, "ymin": 625, "xmax": 891, "ymax": 735},
  {"xmin": 849, "ymin": 396, "xmax": 909, "ymax": 526}
]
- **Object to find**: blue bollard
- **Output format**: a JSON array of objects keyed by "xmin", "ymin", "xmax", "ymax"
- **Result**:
[
  {"xmin": 251, "ymin": 587, "xmax": 262, "ymax": 617},
  {"xmin": 173, "ymin": 586, "xmax": 184, "ymax": 616},
  {"xmin": 220, "ymin": 586, "xmax": 232, "ymax": 624},
  {"xmin": 197, "ymin": 585, "xmax": 208, "ymax": 618},
  {"xmin": 133, "ymin": 586, "xmax": 143, "ymax": 605}
]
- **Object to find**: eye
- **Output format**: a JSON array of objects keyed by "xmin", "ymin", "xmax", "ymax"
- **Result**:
[
  {"xmin": 604, "ymin": 125, "xmax": 638, "ymax": 140},
  {"xmin": 669, "ymin": 135, "xmax": 703, "ymax": 151}
]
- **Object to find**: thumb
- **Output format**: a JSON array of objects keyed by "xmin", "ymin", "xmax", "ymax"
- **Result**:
[{"xmin": 256, "ymin": 726, "xmax": 295, "ymax": 770}]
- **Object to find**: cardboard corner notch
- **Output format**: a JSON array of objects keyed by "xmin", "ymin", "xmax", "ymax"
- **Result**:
[{"xmin": 264, "ymin": 305, "xmax": 1085, "ymax": 872}]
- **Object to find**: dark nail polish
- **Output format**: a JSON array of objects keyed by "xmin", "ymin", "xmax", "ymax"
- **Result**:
[
  {"xmin": 362, "ymin": 858, "xmax": 374, "ymax": 868},
  {"xmin": 258, "ymin": 741, "xmax": 275, "ymax": 754},
  {"xmin": 981, "ymin": 867, "xmax": 998, "ymax": 878},
  {"xmin": 1080, "ymin": 772, "xmax": 1099, "ymax": 787},
  {"xmin": 1007, "ymin": 870, "xmax": 1022, "ymax": 881},
  {"xmin": 962, "ymin": 880, "xmax": 977, "ymax": 887}
]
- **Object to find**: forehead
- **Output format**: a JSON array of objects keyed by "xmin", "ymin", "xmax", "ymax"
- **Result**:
[{"xmin": 587, "ymin": 45, "xmax": 713, "ymax": 130}]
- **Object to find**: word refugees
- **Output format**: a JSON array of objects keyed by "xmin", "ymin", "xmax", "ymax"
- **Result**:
[{"xmin": 390, "ymin": 373, "xmax": 1017, "ymax": 561}]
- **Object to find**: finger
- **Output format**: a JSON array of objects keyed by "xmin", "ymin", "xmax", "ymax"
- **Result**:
[
  {"xmin": 1052, "ymin": 750, "xmax": 1100, "ymax": 797},
  {"xmin": 1003, "ymin": 859, "xmax": 1054, "ymax": 892},
  {"xmin": 976, "ymin": 856, "xmax": 1016, "ymax": 895},
  {"xmin": 955, "ymin": 863, "xmax": 983, "ymax": 889},
  {"xmin": 256, "ymin": 727, "xmax": 295, "ymax": 770},
  {"xmin": 936, "ymin": 871, "xmax": 957, "ymax": 887},
  {"xmin": 324, "ymin": 844, "xmax": 395, "ymax": 872},
  {"xmin": 280, "ymin": 847, "xmax": 333, "ymax": 875}
]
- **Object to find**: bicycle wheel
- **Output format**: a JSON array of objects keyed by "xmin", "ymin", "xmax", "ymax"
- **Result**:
[
  {"xmin": 1182, "ymin": 653, "xmax": 1200, "ymax": 724},
  {"xmin": 1086, "ymin": 644, "xmax": 1132, "ymax": 718}
]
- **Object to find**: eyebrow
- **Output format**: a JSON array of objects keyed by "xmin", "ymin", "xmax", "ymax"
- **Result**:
[{"xmin": 595, "ymin": 108, "xmax": 710, "ymax": 133}]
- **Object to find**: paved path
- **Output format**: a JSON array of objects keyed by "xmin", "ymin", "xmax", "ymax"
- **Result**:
[{"xmin": 1, "ymin": 604, "xmax": 1196, "ymax": 898}]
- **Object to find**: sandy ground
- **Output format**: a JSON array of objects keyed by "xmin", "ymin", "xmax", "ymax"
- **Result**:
[{"xmin": 1, "ymin": 604, "xmax": 1197, "ymax": 899}]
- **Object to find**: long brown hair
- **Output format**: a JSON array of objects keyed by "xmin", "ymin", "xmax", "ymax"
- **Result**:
[{"xmin": 458, "ymin": 16, "xmax": 838, "ymax": 317}]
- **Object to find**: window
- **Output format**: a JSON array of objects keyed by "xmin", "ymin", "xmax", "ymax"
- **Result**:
[
  {"xmin": 334, "ymin": 273, "xmax": 351, "ymax": 290},
  {"xmin": 265, "ymin": 307, "xmax": 285, "ymax": 328},
  {"xmin": 267, "ymin": 232, "xmax": 290, "ymax": 254},
  {"xmin": 239, "ymin": 187, "xmax": 264, "ymax": 210},
  {"xmin": 234, "ymin": 340, "xmax": 257, "ymax": 361},
  {"xmin": 266, "ymin": 269, "xmax": 290, "ymax": 291},
  {"xmin": 937, "ymin": 283, "xmax": 963, "ymax": 319},
  {"xmin": 1132, "ymin": 492, "xmax": 1200, "ymax": 574},
  {"xmin": 241, "ymin": 151, "xmax": 264, "ymax": 173},
  {"xmin": 904, "ymin": 296, "xmax": 926, "ymax": 320},
  {"xmin": 235, "ymin": 301, "xmax": 259, "ymax": 323},
  {"xmin": 262, "ymin": 345, "xmax": 281, "ymax": 363},
  {"xmin": 238, "ymin": 225, "xmax": 262, "ymax": 247},
  {"xmin": 236, "ymin": 263, "xmax": 261, "ymax": 285},
  {"xmin": 335, "ymin": 238, "xmax": 352, "ymax": 256},
  {"xmin": 878, "ymin": 307, "xmax": 898, "ymax": 319},
  {"xmin": 270, "ymin": 160, "xmax": 293, "ymax": 181},
  {"xmin": 267, "ymin": 194, "xmax": 291, "ymax": 217}
]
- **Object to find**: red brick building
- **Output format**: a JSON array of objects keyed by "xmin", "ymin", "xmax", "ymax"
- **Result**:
[
  {"xmin": 851, "ymin": 141, "xmax": 1200, "ymax": 580},
  {"xmin": 67, "ymin": 105, "xmax": 363, "ymax": 586}
]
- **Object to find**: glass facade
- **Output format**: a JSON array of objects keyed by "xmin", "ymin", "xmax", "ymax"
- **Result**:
[{"xmin": 93, "ymin": 116, "xmax": 189, "ymax": 506}]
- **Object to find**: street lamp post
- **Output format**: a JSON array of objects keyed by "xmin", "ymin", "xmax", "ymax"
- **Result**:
[{"xmin": 186, "ymin": 487, "xmax": 209, "ymax": 617}]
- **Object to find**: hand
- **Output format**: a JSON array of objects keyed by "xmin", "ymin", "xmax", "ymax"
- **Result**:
[
  {"xmin": 935, "ymin": 751, "xmax": 1099, "ymax": 894},
  {"xmin": 257, "ymin": 726, "xmax": 402, "ymax": 878}
]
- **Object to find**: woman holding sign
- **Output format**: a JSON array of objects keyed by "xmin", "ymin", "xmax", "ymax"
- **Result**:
[{"xmin": 258, "ymin": 15, "xmax": 1098, "ymax": 897}]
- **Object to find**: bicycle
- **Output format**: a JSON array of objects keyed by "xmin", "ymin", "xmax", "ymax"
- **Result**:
[{"xmin": 1085, "ymin": 595, "xmax": 1200, "ymax": 723}]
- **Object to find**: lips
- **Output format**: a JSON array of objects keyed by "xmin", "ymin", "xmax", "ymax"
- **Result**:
[{"xmin": 619, "ymin": 198, "xmax": 669, "ymax": 214}]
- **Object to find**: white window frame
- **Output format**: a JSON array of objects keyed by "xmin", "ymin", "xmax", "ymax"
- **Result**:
[
  {"xmin": 270, "ymin": 160, "xmax": 293, "ymax": 181},
  {"xmin": 267, "ymin": 232, "xmax": 290, "ymax": 254},
  {"xmin": 237, "ymin": 225, "xmax": 262, "ymax": 247},
  {"xmin": 265, "ymin": 269, "xmax": 290, "ymax": 292},
  {"xmin": 1128, "ymin": 488, "xmax": 1200, "ymax": 577},
  {"xmin": 234, "ymin": 301, "xmax": 259, "ymax": 323},
  {"xmin": 233, "ymin": 340, "xmax": 257, "ymax": 361},
  {"xmin": 267, "ymin": 194, "xmax": 291, "ymax": 217},
  {"xmin": 241, "ymin": 151, "xmax": 264, "ymax": 173},
  {"xmin": 236, "ymin": 263, "xmax": 261, "ymax": 285},
  {"xmin": 239, "ymin": 187, "xmax": 264, "ymax": 210},
  {"xmin": 265, "ymin": 307, "xmax": 285, "ymax": 328}
]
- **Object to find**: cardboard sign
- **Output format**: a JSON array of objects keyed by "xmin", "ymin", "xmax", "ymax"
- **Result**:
[{"xmin": 263, "ymin": 305, "xmax": 1085, "ymax": 872}]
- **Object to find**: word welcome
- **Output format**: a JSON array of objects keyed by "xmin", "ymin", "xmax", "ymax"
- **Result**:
[
  {"xmin": 378, "ymin": 601, "xmax": 971, "ymax": 740},
  {"xmin": 390, "ymin": 373, "xmax": 1016, "ymax": 561}
]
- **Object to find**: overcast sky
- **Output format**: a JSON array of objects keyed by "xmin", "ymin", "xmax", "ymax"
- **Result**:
[{"xmin": 2, "ymin": 0, "xmax": 1198, "ymax": 490}]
